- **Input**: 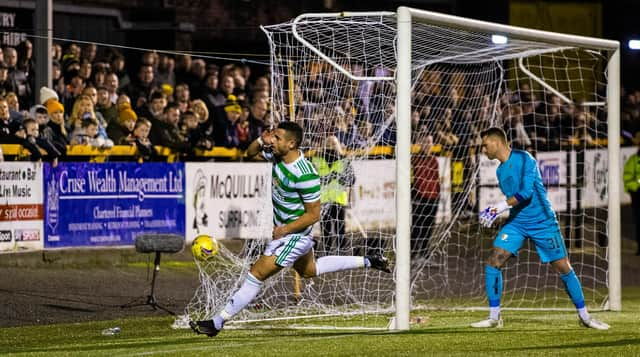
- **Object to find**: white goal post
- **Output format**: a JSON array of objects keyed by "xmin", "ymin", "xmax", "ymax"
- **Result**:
[{"xmin": 393, "ymin": 6, "xmax": 620, "ymax": 331}]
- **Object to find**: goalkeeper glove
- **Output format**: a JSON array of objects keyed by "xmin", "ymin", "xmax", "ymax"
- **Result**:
[{"xmin": 479, "ymin": 201, "xmax": 510, "ymax": 228}]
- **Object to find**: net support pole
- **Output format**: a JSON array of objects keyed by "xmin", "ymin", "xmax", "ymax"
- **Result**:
[
  {"xmin": 34, "ymin": 0, "xmax": 52, "ymax": 104},
  {"xmin": 394, "ymin": 6, "xmax": 412, "ymax": 331},
  {"xmin": 607, "ymin": 47, "xmax": 621, "ymax": 311}
]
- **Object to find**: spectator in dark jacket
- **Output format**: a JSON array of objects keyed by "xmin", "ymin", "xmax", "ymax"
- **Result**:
[
  {"xmin": 20, "ymin": 119, "xmax": 43, "ymax": 161},
  {"xmin": 126, "ymin": 64, "xmax": 157, "ymax": 110},
  {"xmin": 150, "ymin": 103, "xmax": 191, "ymax": 155},
  {"xmin": 182, "ymin": 110, "xmax": 212, "ymax": 150},
  {"xmin": 4, "ymin": 46, "xmax": 32, "ymax": 108},
  {"xmin": 201, "ymin": 73, "xmax": 226, "ymax": 110}
]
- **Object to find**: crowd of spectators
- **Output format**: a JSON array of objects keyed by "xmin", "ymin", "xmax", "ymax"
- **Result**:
[
  {"xmin": 411, "ymin": 80, "xmax": 636, "ymax": 158},
  {"xmin": 280, "ymin": 63, "xmax": 640, "ymax": 160},
  {"xmin": 0, "ymin": 40, "xmax": 272, "ymax": 162},
  {"xmin": 0, "ymin": 39, "xmax": 639, "ymax": 164}
]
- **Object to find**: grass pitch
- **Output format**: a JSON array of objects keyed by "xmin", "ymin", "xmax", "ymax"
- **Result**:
[{"xmin": 2, "ymin": 288, "xmax": 639, "ymax": 357}]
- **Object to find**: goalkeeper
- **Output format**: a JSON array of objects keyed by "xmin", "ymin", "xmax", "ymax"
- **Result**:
[
  {"xmin": 191, "ymin": 121, "xmax": 391, "ymax": 337},
  {"xmin": 472, "ymin": 127, "xmax": 609, "ymax": 330}
]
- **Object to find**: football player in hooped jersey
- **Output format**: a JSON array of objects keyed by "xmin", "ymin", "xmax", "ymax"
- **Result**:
[
  {"xmin": 192, "ymin": 121, "xmax": 391, "ymax": 337},
  {"xmin": 472, "ymin": 127, "xmax": 609, "ymax": 330}
]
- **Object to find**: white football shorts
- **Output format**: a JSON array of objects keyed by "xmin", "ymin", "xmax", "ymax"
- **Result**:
[{"xmin": 264, "ymin": 233, "xmax": 314, "ymax": 267}]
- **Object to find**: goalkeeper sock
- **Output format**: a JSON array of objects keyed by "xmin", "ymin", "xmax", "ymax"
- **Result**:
[
  {"xmin": 485, "ymin": 265, "xmax": 502, "ymax": 320},
  {"xmin": 316, "ymin": 256, "xmax": 366, "ymax": 275},
  {"xmin": 216, "ymin": 272, "xmax": 263, "ymax": 327},
  {"xmin": 560, "ymin": 269, "xmax": 589, "ymax": 320}
]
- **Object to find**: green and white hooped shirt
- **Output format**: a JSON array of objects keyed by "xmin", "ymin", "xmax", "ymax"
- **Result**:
[{"xmin": 264, "ymin": 150, "xmax": 321, "ymax": 236}]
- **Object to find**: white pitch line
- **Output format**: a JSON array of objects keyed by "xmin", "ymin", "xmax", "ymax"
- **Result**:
[{"xmin": 121, "ymin": 331, "xmax": 375, "ymax": 356}]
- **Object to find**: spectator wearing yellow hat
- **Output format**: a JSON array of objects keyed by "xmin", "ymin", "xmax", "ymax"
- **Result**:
[
  {"xmin": 161, "ymin": 84, "xmax": 174, "ymax": 101},
  {"xmin": 108, "ymin": 102, "xmax": 137, "ymax": 145},
  {"xmin": 44, "ymin": 99, "xmax": 68, "ymax": 156},
  {"xmin": 224, "ymin": 94, "xmax": 242, "ymax": 114},
  {"xmin": 214, "ymin": 94, "xmax": 242, "ymax": 148}
]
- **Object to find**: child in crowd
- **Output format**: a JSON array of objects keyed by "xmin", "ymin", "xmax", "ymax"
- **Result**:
[
  {"xmin": 70, "ymin": 115, "xmax": 114, "ymax": 149},
  {"xmin": 132, "ymin": 118, "xmax": 158, "ymax": 162},
  {"xmin": 20, "ymin": 119, "xmax": 44, "ymax": 161},
  {"xmin": 30, "ymin": 105, "xmax": 64, "ymax": 163},
  {"xmin": 181, "ymin": 110, "xmax": 213, "ymax": 150},
  {"xmin": 21, "ymin": 118, "xmax": 60, "ymax": 164},
  {"xmin": 221, "ymin": 94, "xmax": 242, "ymax": 148},
  {"xmin": 108, "ymin": 105, "xmax": 137, "ymax": 145}
]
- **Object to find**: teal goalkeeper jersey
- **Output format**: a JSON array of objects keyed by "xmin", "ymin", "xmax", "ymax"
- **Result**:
[
  {"xmin": 496, "ymin": 149, "xmax": 557, "ymax": 225},
  {"xmin": 264, "ymin": 150, "xmax": 321, "ymax": 235}
]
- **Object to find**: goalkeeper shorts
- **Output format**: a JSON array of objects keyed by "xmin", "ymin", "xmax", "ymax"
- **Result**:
[
  {"xmin": 264, "ymin": 233, "xmax": 314, "ymax": 267},
  {"xmin": 494, "ymin": 221, "xmax": 567, "ymax": 263}
]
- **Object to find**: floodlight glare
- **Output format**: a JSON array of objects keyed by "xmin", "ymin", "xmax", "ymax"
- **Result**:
[
  {"xmin": 629, "ymin": 40, "xmax": 640, "ymax": 50},
  {"xmin": 491, "ymin": 34, "xmax": 508, "ymax": 45}
]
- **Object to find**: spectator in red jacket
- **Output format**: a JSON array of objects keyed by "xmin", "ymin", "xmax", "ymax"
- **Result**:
[{"xmin": 411, "ymin": 132, "xmax": 440, "ymax": 259}]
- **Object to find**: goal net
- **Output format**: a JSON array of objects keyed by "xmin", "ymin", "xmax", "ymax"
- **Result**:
[{"xmin": 180, "ymin": 8, "xmax": 620, "ymax": 330}]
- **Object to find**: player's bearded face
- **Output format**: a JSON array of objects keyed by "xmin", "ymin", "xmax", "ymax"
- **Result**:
[{"xmin": 271, "ymin": 128, "xmax": 292, "ymax": 157}]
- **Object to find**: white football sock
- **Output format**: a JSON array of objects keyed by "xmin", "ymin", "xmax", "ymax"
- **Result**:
[
  {"xmin": 577, "ymin": 307, "xmax": 590, "ymax": 321},
  {"xmin": 316, "ymin": 256, "xmax": 365, "ymax": 276},
  {"xmin": 217, "ymin": 272, "xmax": 263, "ymax": 324},
  {"xmin": 489, "ymin": 306, "xmax": 501, "ymax": 321}
]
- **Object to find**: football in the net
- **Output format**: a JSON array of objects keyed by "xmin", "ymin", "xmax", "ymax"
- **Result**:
[{"xmin": 191, "ymin": 234, "xmax": 219, "ymax": 261}]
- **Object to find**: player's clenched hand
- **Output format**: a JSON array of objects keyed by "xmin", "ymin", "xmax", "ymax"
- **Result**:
[
  {"xmin": 478, "ymin": 201, "xmax": 510, "ymax": 228},
  {"xmin": 272, "ymin": 225, "xmax": 288, "ymax": 240}
]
